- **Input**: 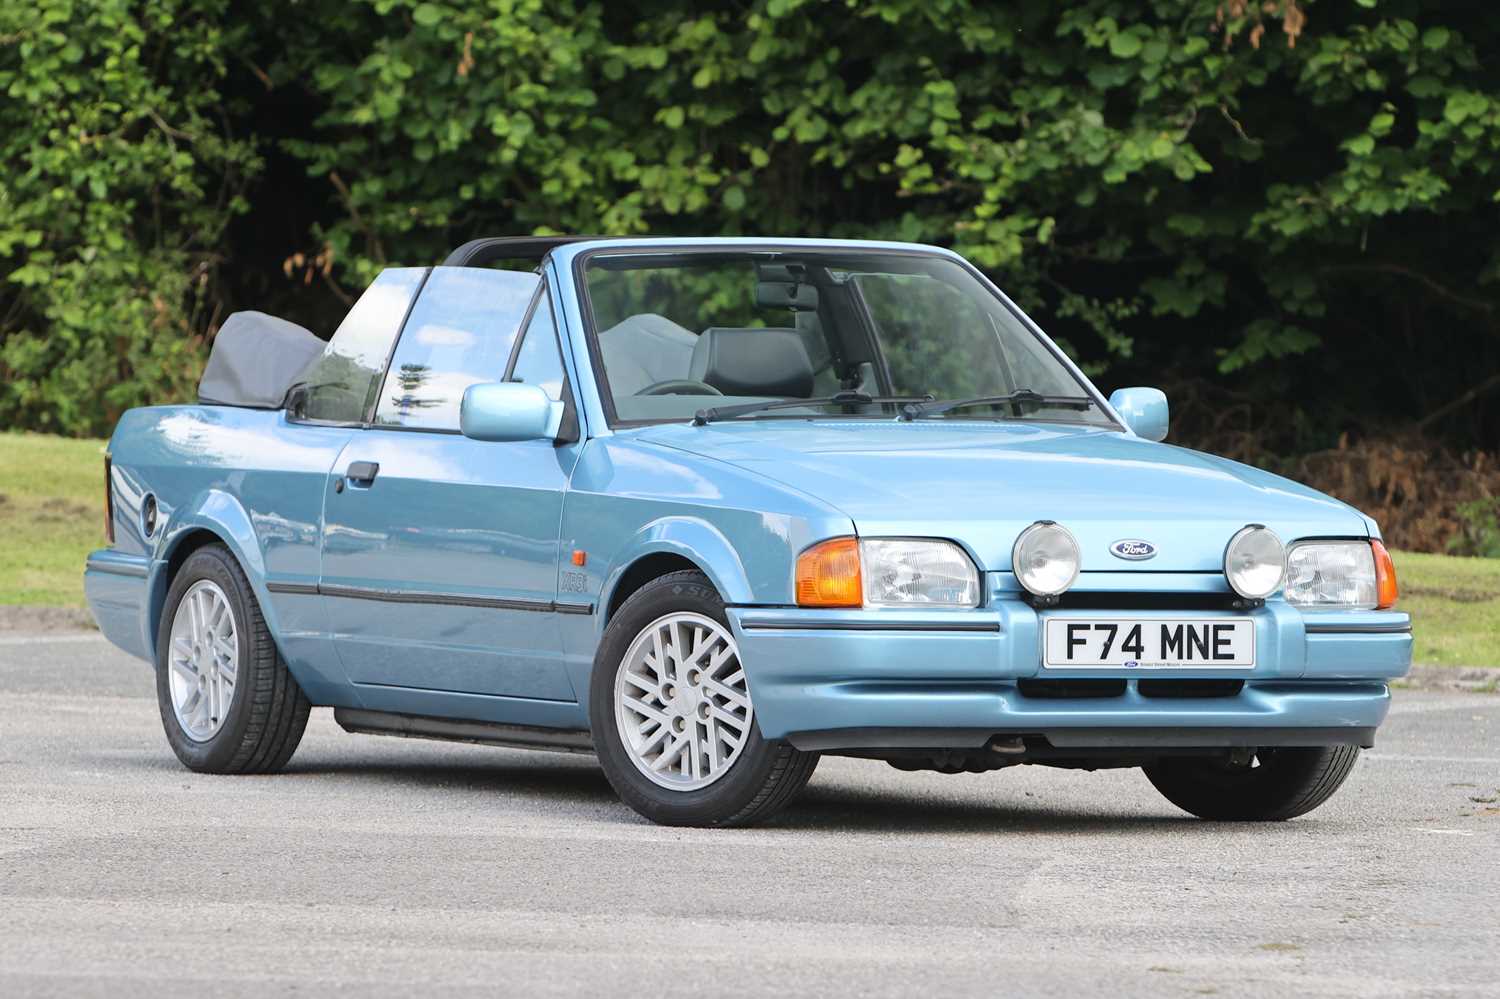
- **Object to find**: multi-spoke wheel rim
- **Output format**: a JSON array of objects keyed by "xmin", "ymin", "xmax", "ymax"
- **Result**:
[
  {"xmin": 614, "ymin": 611, "xmax": 753, "ymax": 791},
  {"xmin": 166, "ymin": 580, "xmax": 239, "ymax": 742}
]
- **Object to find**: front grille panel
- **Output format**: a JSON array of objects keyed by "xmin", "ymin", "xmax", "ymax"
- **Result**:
[
  {"xmin": 1017, "ymin": 679, "xmax": 1128, "ymax": 699},
  {"xmin": 1137, "ymin": 679, "xmax": 1245, "ymax": 699},
  {"xmin": 1048, "ymin": 590, "xmax": 1244, "ymax": 611},
  {"xmin": 1015, "ymin": 679, "xmax": 1247, "ymax": 700}
]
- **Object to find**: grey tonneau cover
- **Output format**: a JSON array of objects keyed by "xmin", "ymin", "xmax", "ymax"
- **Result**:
[{"xmin": 197, "ymin": 311, "xmax": 324, "ymax": 409}]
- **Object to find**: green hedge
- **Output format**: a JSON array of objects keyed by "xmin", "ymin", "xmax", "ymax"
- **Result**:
[{"xmin": 3, "ymin": 1, "xmax": 1499, "ymax": 448}]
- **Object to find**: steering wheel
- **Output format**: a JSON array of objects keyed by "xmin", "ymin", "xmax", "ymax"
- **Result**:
[{"xmin": 638, "ymin": 379, "xmax": 723, "ymax": 397}]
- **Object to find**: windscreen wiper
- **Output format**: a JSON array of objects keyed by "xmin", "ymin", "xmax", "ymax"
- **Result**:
[
  {"xmin": 899, "ymin": 389, "xmax": 1095, "ymax": 421},
  {"xmin": 693, "ymin": 390, "xmax": 933, "ymax": 426}
]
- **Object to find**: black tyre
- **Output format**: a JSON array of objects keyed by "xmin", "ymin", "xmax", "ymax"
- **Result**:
[
  {"xmin": 589, "ymin": 570, "xmax": 818, "ymax": 827},
  {"xmin": 154, "ymin": 543, "xmax": 311, "ymax": 774},
  {"xmin": 1143, "ymin": 745, "xmax": 1361, "ymax": 821}
]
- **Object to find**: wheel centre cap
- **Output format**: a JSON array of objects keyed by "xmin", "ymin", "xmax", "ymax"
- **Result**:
[{"xmin": 669, "ymin": 684, "xmax": 702, "ymax": 717}]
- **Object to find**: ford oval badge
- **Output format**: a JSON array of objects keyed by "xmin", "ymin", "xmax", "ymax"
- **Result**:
[{"xmin": 1110, "ymin": 539, "xmax": 1157, "ymax": 561}]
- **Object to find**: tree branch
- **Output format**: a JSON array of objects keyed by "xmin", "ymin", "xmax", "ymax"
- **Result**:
[
  {"xmin": 1416, "ymin": 371, "xmax": 1500, "ymax": 430},
  {"xmin": 1320, "ymin": 263, "xmax": 1496, "ymax": 316}
]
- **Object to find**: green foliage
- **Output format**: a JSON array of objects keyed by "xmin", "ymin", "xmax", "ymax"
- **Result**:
[
  {"xmin": 4, "ymin": 1, "xmax": 1500, "ymax": 446},
  {"xmin": 1448, "ymin": 498, "xmax": 1500, "ymax": 558},
  {"xmin": 0, "ymin": 0, "xmax": 259, "ymax": 434}
]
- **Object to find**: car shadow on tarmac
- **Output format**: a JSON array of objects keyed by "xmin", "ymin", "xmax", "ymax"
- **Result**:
[
  {"xmin": 777, "ymin": 784, "xmax": 1196, "ymax": 835},
  {"xmin": 267, "ymin": 754, "xmax": 1203, "ymax": 834},
  {"xmin": 102, "ymin": 747, "xmax": 1242, "ymax": 834}
]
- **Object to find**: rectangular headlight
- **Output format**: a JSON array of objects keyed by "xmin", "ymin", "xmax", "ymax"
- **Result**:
[
  {"xmin": 860, "ymin": 539, "xmax": 980, "ymax": 607},
  {"xmin": 1284, "ymin": 541, "xmax": 1378, "ymax": 609}
]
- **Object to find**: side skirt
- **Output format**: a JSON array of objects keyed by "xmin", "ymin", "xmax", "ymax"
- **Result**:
[{"xmin": 333, "ymin": 708, "xmax": 595, "ymax": 755}]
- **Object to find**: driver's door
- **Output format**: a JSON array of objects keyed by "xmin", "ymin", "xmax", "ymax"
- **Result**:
[{"xmin": 320, "ymin": 267, "xmax": 583, "ymax": 708}]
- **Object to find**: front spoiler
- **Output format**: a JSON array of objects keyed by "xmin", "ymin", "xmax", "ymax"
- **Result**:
[{"xmin": 785, "ymin": 724, "xmax": 1378, "ymax": 753}]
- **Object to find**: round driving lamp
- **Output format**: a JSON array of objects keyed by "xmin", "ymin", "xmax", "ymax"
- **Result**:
[
  {"xmin": 1223, "ymin": 525, "xmax": 1285, "ymax": 600},
  {"xmin": 1012, "ymin": 521, "xmax": 1081, "ymax": 597}
]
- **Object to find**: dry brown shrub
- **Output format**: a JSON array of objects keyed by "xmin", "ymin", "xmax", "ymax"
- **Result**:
[
  {"xmin": 1287, "ymin": 438, "xmax": 1499, "ymax": 552},
  {"xmin": 1163, "ymin": 377, "xmax": 1498, "ymax": 552}
]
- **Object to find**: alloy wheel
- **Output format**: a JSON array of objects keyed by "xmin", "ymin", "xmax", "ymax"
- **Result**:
[
  {"xmin": 166, "ymin": 579, "xmax": 239, "ymax": 741},
  {"xmin": 613, "ymin": 611, "xmax": 754, "ymax": 791}
]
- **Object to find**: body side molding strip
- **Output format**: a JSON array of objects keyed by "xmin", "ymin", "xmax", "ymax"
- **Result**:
[
  {"xmin": 85, "ymin": 556, "xmax": 150, "ymax": 579},
  {"xmin": 267, "ymin": 580, "xmax": 594, "ymax": 616},
  {"xmin": 740, "ymin": 620, "xmax": 1001, "ymax": 633},
  {"xmin": 265, "ymin": 580, "xmax": 319, "ymax": 595}
]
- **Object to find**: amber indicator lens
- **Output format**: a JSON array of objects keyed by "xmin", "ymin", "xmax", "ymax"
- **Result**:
[
  {"xmin": 1372, "ymin": 540, "xmax": 1398, "ymax": 609},
  {"xmin": 795, "ymin": 537, "xmax": 862, "ymax": 607}
]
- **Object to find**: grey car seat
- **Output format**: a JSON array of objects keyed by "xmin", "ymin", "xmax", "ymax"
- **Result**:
[
  {"xmin": 597, "ymin": 313, "xmax": 699, "ymax": 395},
  {"xmin": 689, "ymin": 328, "xmax": 814, "ymax": 398}
]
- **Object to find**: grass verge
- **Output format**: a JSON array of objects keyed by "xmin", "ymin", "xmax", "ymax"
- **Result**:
[
  {"xmin": 1389, "ymin": 550, "xmax": 1500, "ymax": 667},
  {"xmin": 0, "ymin": 431, "xmax": 1494, "ymax": 664},
  {"xmin": 1, "ymin": 432, "xmax": 107, "ymax": 606}
]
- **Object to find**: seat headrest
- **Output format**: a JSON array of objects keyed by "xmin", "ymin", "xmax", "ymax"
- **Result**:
[{"xmin": 690, "ymin": 328, "xmax": 814, "ymax": 399}]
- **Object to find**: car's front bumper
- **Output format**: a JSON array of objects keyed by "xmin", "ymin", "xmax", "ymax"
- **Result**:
[{"xmin": 727, "ymin": 590, "xmax": 1411, "ymax": 753}]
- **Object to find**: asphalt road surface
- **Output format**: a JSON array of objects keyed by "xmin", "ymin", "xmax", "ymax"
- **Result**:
[{"xmin": 2, "ymin": 634, "xmax": 1497, "ymax": 998}]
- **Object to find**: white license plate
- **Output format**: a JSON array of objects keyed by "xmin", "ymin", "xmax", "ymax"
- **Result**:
[{"xmin": 1043, "ymin": 618, "xmax": 1255, "ymax": 669}]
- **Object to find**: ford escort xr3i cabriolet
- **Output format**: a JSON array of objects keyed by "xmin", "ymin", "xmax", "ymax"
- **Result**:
[{"xmin": 85, "ymin": 236, "xmax": 1411, "ymax": 827}]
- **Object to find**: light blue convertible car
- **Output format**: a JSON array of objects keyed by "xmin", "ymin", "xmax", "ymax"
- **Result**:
[{"xmin": 84, "ymin": 236, "xmax": 1411, "ymax": 826}]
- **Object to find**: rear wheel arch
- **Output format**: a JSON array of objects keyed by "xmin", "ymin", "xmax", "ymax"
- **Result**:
[
  {"xmin": 165, "ymin": 527, "xmax": 228, "ymax": 583},
  {"xmin": 155, "ymin": 541, "xmax": 311, "ymax": 774},
  {"xmin": 151, "ymin": 519, "xmax": 274, "ymax": 662},
  {"xmin": 149, "ymin": 527, "xmax": 233, "ymax": 659}
]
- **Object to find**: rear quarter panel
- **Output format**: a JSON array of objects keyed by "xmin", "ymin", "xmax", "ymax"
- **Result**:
[{"xmin": 100, "ymin": 405, "xmax": 354, "ymax": 700}]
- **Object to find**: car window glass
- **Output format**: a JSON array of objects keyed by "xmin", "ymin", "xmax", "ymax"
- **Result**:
[
  {"xmin": 855, "ymin": 274, "xmax": 1014, "ymax": 398},
  {"xmin": 581, "ymin": 251, "xmax": 1104, "ymax": 425},
  {"xmin": 508, "ymin": 290, "xmax": 566, "ymax": 401},
  {"xmin": 291, "ymin": 267, "xmax": 427, "ymax": 424},
  {"xmin": 586, "ymin": 258, "xmax": 841, "ymax": 418},
  {"xmin": 374, "ymin": 266, "xmax": 540, "ymax": 431}
]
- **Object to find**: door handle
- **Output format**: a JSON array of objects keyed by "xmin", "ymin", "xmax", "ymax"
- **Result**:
[{"xmin": 346, "ymin": 461, "xmax": 380, "ymax": 486}]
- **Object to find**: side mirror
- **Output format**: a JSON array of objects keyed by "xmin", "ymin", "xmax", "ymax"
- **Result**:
[
  {"xmin": 283, "ymin": 382, "xmax": 308, "ymax": 417},
  {"xmin": 1108, "ymin": 387, "xmax": 1169, "ymax": 442},
  {"xmin": 460, "ymin": 383, "xmax": 561, "ymax": 443}
]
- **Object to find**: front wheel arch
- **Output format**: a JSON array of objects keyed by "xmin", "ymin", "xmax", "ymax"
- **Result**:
[
  {"xmin": 603, "ymin": 552, "xmax": 704, "ymax": 624},
  {"xmin": 588, "ymin": 569, "xmax": 818, "ymax": 826}
]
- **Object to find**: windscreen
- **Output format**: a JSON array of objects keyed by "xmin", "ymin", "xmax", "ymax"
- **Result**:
[{"xmin": 581, "ymin": 250, "xmax": 1108, "ymax": 426}]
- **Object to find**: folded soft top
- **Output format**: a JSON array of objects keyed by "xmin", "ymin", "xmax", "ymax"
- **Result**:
[{"xmin": 197, "ymin": 311, "xmax": 325, "ymax": 409}]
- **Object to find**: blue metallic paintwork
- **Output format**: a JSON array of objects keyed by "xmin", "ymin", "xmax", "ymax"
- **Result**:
[
  {"xmin": 321, "ymin": 429, "xmax": 581, "ymax": 703},
  {"xmin": 90, "ymin": 406, "xmax": 358, "ymax": 704},
  {"xmin": 86, "ymin": 236, "xmax": 1412, "ymax": 752},
  {"xmin": 729, "ymin": 634, "xmax": 1392, "ymax": 742},
  {"xmin": 84, "ymin": 551, "xmax": 153, "ymax": 660},
  {"xmin": 1107, "ymin": 386, "xmax": 1170, "ymax": 442},
  {"xmin": 726, "ymin": 583, "xmax": 1408, "ymax": 738},
  {"xmin": 459, "ymin": 382, "xmax": 563, "ymax": 442},
  {"xmin": 629, "ymin": 420, "xmax": 1368, "ymax": 573},
  {"xmin": 555, "ymin": 435, "xmax": 853, "ymax": 706}
]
